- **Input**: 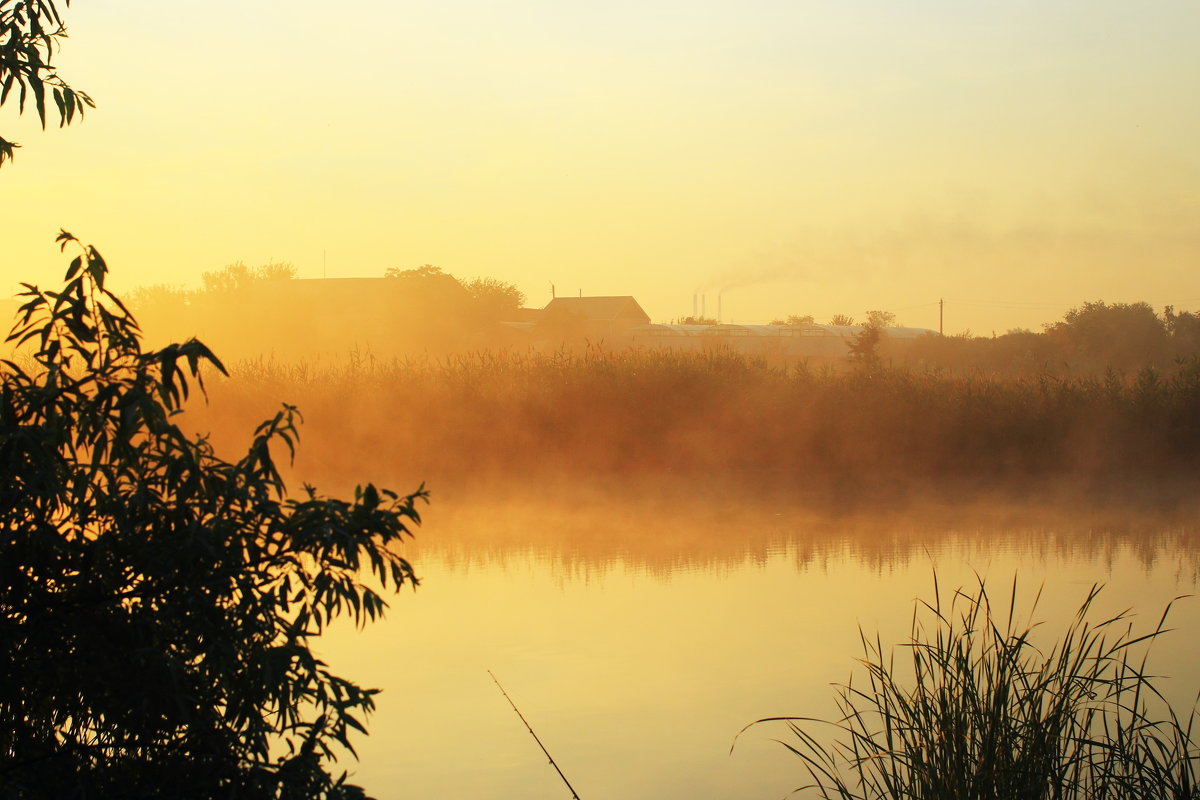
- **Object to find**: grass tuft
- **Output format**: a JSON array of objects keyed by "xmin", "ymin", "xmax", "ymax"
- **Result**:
[{"xmin": 745, "ymin": 576, "xmax": 1200, "ymax": 799}]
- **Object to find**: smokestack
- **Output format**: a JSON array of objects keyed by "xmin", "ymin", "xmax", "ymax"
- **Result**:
[
  {"xmin": 702, "ymin": 295, "xmax": 706, "ymax": 318},
  {"xmin": 692, "ymin": 294, "xmax": 697, "ymax": 319},
  {"xmin": 718, "ymin": 293, "xmax": 722, "ymax": 324}
]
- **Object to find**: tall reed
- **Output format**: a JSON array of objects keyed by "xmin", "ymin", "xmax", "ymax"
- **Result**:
[
  {"xmin": 188, "ymin": 345, "xmax": 1200, "ymax": 504},
  {"xmin": 747, "ymin": 577, "xmax": 1199, "ymax": 799}
]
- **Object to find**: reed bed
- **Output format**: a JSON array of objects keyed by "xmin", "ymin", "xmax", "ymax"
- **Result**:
[
  {"xmin": 188, "ymin": 345, "xmax": 1200, "ymax": 506},
  {"xmin": 744, "ymin": 577, "xmax": 1200, "ymax": 799}
]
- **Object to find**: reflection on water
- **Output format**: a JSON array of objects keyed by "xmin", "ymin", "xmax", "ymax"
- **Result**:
[{"xmin": 320, "ymin": 495, "xmax": 1200, "ymax": 800}]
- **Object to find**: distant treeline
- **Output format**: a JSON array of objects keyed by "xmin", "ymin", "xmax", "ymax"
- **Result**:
[
  {"xmin": 124, "ymin": 261, "xmax": 527, "ymax": 360},
  {"xmin": 118, "ymin": 262, "xmax": 1200, "ymax": 376},
  {"xmin": 189, "ymin": 343, "xmax": 1200, "ymax": 509},
  {"xmin": 900, "ymin": 301, "xmax": 1200, "ymax": 375},
  {"xmin": 129, "ymin": 260, "xmax": 525, "ymax": 313}
]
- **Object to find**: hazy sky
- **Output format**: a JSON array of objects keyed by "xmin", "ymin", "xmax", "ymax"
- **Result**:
[{"xmin": 2, "ymin": 0, "xmax": 1198, "ymax": 333}]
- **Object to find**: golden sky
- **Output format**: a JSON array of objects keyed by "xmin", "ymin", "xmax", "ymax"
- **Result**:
[{"xmin": 2, "ymin": 0, "xmax": 1198, "ymax": 334}]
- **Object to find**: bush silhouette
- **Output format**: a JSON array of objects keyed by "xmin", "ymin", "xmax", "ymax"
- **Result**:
[{"xmin": 0, "ymin": 233, "xmax": 425, "ymax": 799}]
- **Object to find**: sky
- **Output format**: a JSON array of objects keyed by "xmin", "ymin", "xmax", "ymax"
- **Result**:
[{"xmin": 1, "ymin": 0, "xmax": 1198, "ymax": 334}]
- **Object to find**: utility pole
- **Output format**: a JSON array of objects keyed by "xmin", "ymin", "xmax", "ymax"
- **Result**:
[{"xmin": 939, "ymin": 298, "xmax": 944, "ymax": 336}]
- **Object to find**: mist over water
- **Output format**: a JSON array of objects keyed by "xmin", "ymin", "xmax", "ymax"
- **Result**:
[
  {"xmin": 155, "ymin": 309, "xmax": 1200, "ymax": 798},
  {"xmin": 182, "ymin": 340, "xmax": 1200, "ymax": 515}
]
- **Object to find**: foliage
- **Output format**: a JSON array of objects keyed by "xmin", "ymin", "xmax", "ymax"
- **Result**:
[
  {"xmin": 126, "ymin": 281, "xmax": 195, "ymax": 310},
  {"xmin": 769, "ymin": 314, "xmax": 816, "ymax": 326},
  {"xmin": 1045, "ymin": 301, "xmax": 1168, "ymax": 371},
  {"xmin": 863, "ymin": 309, "xmax": 896, "ymax": 328},
  {"xmin": 908, "ymin": 301, "xmax": 1200, "ymax": 376},
  {"xmin": 846, "ymin": 325, "xmax": 882, "ymax": 373},
  {"xmin": 825, "ymin": 312, "xmax": 897, "ymax": 329},
  {"xmin": 202, "ymin": 260, "xmax": 298, "ymax": 293},
  {"xmin": 678, "ymin": 315, "xmax": 718, "ymax": 325},
  {"xmin": 0, "ymin": 233, "xmax": 425, "ymax": 799},
  {"xmin": 207, "ymin": 343, "xmax": 1200, "ymax": 506},
  {"xmin": 0, "ymin": 0, "xmax": 94, "ymax": 166},
  {"xmin": 384, "ymin": 264, "xmax": 447, "ymax": 280},
  {"xmin": 383, "ymin": 267, "xmax": 526, "ymax": 319},
  {"xmin": 1164, "ymin": 305, "xmax": 1200, "ymax": 351},
  {"xmin": 127, "ymin": 260, "xmax": 534, "ymax": 362},
  {"xmin": 124, "ymin": 263, "xmax": 298, "ymax": 314},
  {"xmin": 463, "ymin": 276, "xmax": 526, "ymax": 318},
  {"xmin": 745, "ymin": 577, "xmax": 1200, "ymax": 799}
]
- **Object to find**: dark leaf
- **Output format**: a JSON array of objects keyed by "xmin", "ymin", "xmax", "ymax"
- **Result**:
[{"xmin": 1, "ymin": 232, "xmax": 423, "ymax": 797}]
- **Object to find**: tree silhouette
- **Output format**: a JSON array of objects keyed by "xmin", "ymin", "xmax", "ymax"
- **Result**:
[
  {"xmin": 463, "ymin": 276, "xmax": 525, "ymax": 319},
  {"xmin": 847, "ymin": 324, "xmax": 883, "ymax": 373},
  {"xmin": 202, "ymin": 261, "xmax": 298, "ymax": 293},
  {"xmin": 864, "ymin": 309, "xmax": 897, "ymax": 328},
  {"xmin": 1046, "ymin": 301, "xmax": 1168, "ymax": 370},
  {"xmin": 1, "ymin": 233, "xmax": 425, "ymax": 799},
  {"xmin": 0, "ymin": 0, "xmax": 94, "ymax": 166},
  {"xmin": 768, "ymin": 314, "xmax": 815, "ymax": 325}
]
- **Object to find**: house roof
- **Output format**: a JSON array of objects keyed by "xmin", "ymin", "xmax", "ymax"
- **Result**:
[{"xmin": 543, "ymin": 296, "xmax": 650, "ymax": 324}]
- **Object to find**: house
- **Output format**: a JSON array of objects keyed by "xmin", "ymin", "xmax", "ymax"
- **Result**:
[{"xmin": 538, "ymin": 296, "xmax": 651, "ymax": 339}]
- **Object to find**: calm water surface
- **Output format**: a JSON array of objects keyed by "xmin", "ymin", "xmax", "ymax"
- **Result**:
[{"xmin": 320, "ymin": 494, "xmax": 1200, "ymax": 799}]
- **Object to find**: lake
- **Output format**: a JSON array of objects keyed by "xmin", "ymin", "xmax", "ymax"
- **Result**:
[{"xmin": 319, "ymin": 492, "xmax": 1200, "ymax": 799}]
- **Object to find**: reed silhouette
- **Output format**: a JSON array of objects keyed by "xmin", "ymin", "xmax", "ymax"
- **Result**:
[
  {"xmin": 741, "ymin": 576, "xmax": 1200, "ymax": 799},
  {"xmin": 178, "ymin": 345, "xmax": 1200, "ymax": 513}
]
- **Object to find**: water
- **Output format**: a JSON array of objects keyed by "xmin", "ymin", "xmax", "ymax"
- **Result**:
[{"xmin": 319, "ymin": 495, "xmax": 1200, "ymax": 799}]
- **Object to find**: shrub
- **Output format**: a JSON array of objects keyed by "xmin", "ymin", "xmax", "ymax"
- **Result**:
[{"xmin": 0, "ymin": 233, "xmax": 425, "ymax": 799}]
